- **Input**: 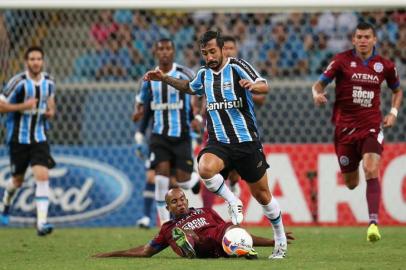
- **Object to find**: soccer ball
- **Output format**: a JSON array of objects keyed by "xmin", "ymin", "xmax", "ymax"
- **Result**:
[{"xmin": 222, "ymin": 228, "xmax": 253, "ymax": 256}]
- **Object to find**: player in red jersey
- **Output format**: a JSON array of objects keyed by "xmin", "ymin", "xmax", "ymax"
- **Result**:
[
  {"xmin": 312, "ymin": 22, "xmax": 403, "ymax": 242},
  {"xmin": 93, "ymin": 188, "xmax": 294, "ymax": 259}
]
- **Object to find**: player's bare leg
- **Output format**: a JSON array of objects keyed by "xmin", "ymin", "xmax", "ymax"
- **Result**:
[
  {"xmin": 1, "ymin": 175, "xmax": 23, "ymax": 225},
  {"xmin": 342, "ymin": 170, "xmax": 360, "ymax": 190},
  {"xmin": 247, "ymin": 173, "xmax": 287, "ymax": 259},
  {"xmin": 198, "ymin": 153, "xmax": 243, "ymax": 224},
  {"xmin": 228, "ymin": 170, "xmax": 241, "ymax": 197},
  {"xmin": 363, "ymin": 153, "xmax": 381, "ymax": 242}
]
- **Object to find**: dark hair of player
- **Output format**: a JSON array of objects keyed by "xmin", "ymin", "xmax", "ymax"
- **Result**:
[
  {"xmin": 155, "ymin": 38, "xmax": 175, "ymax": 48},
  {"xmin": 223, "ymin": 35, "xmax": 236, "ymax": 44},
  {"xmin": 199, "ymin": 30, "xmax": 224, "ymax": 48},
  {"xmin": 24, "ymin": 46, "xmax": 44, "ymax": 60},
  {"xmin": 354, "ymin": 22, "xmax": 376, "ymax": 36}
]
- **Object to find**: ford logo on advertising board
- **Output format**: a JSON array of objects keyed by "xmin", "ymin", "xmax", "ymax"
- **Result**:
[{"xmin": 0, "ymin": 155, "xmax": 132, "ymax": 224}]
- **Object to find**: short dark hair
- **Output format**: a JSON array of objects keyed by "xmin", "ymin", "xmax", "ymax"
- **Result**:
[
  {"xmin": 155, "ymin": 38, "xmax": 175, "ymax": 48},
  {"xmin": 354, "ymin": 22, "xmax": 376, "ymax": 36},
  {"xmin": 24, "ymin": 46, "xmax": 44, "ymax": 60},
  {"xmin": 223, "ymin": 35, "xmax": 236, "ymax": 44},
  {"xmin": 199, "ymin": 31, "xmax": 224, "ymax": 48}
]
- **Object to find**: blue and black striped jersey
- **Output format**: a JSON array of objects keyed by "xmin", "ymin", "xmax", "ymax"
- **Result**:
[
  {"xmin": 1, "ymin": 72, "xmax": 56, "ymax": 144},
  {"xmin": 189, "ymin": 57, "xmax": 266, "ymax": 144},
  {"xmin": 136, "ymin": 63, "xmax": 195, "ymax": 138}
]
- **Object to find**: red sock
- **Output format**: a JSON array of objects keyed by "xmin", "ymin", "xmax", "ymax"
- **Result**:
[{"xmin": 366, "ymin": 178, "xmax": 381, "ymax": 225}]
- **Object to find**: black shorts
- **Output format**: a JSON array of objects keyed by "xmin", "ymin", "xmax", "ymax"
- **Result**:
[
  {"xmin": 9, "ymin": 142, "xmax": 56, "ymax": 176},
  {"xmin": 198, "ymin": 140, "xmax": 269, "ymax": 183},
  {"xmin": 149, "ymin": 134, "xmax": 193, "ymax": 173}
]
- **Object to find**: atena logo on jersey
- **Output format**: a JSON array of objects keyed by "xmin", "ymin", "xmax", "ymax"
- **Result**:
[
  {"xmin": 150, "ymin": 100, "xmax": 184, "ymax": 111},
  {"xmin": 0, "ymin": 156, "xmax": 131, "ymax": 224},
  {"xmin": 351, "ymin": 73, "xmax": 379, "ymax": 84},
  {"xmin": 206, "ymin": 97, "xmax": 244, "ymax": 111}
]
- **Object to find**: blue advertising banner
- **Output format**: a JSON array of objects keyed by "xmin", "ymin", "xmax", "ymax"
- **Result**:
[{"xmin": 0, "ymin": 145, "xmax": 150, "ymax": 227}]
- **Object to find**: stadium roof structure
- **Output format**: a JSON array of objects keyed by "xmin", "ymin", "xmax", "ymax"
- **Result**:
[{"xmin": 0, "ymin": 0, "xmax": 404, "ymax": 10}]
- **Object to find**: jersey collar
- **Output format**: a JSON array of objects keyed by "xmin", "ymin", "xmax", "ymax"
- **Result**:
[
  {"xmin": 352, "ymin": 47, "xmax": 377, "ymax": 66},
  {"xmin": 156, "ymin": 63, "xmax": 177, "ymax": 76},
  {"xmin": 25, "ymin": 71, "xmax": 44, "ymax": 86},
  {"xmin": 210, "ymin": 57, "xmax": 230, "ymax": 75}
]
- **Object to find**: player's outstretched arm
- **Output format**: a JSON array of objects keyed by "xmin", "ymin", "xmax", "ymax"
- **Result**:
[
  {"xmin": 92, "ymin": 244, "xmax": 161, "ymax": 258},
  {"xmin": 239, "ymin": 80, "xmax": 268, "ymax": 94},
  {"xmin": 144, "ymin": 70, "xmax": 194, "ymax": 95},
  {"xmin": 383, "ymin": 87, "xmax": 403, "ymax": 128},
  {"xmin": 312, "ymin": 80, "xmax": 328, "ymax": 106},
  {"xmin": 0, "ymin": 97, "xmax": 38, "ymax": 113}
]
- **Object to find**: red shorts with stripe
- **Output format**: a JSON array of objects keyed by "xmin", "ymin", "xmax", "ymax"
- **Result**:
[{"xmin": 334, "ymin": 126, "xmax": 383, "ymax": 173}]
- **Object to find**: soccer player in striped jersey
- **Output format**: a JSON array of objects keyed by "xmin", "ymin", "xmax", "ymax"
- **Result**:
[
  {"xmin": 312, "ymin": 22, "xmax": 403, "ymax": 242},
  {"xmin": 144, "ymin": 31, "xmax": 287, "ymax": 259},
  {"xmin": 199, "ymin": 35, "xmax": 267, "ymax": 207},
  {"xmin": 134, "ymin": 38, "xmax": 200, "ymax": 225},
  {"xmin": 0, "ymin": 46, "xmax": 56, "ymax": 236}
]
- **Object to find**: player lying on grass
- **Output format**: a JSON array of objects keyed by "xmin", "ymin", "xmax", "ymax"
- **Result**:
[{"xmin": 93, "ymin": 188, "xmax": 294, "ymax": 259}]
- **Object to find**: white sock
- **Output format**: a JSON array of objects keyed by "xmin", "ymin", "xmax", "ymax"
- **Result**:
[
  {"xmin": 3, "ymin": 179, "xmax": 18, "ymax": 205},
  {"xmin": 202, "ymin": 174, "xmax": 238, "ymax": 204},
  {"xmin": 177, "ymin": 172, "xmax": 200, "ymax": 190},
  {"xmin": 35, "ymin": 180, "xmax": 50, "ymax": 228},
  {"xmin": 155, "ymin": 175, "xmax": 170, "ymax": 225},
  {"xmin": 261, "ymin": 197, "xmax": 286, "ymax": 243}
]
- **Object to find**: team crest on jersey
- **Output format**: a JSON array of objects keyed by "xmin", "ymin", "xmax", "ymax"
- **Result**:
[
  {"xmin": 223, "ymin": 81, "xmax": 232, "ymax": 90},
  {"xmin": 350, "ymin": 61, "xmax": 357, "ymax": 68},
  {"xmin": 373, "ymin": 62, "xmax": 383, "ymax": 73},
  {"xmin": 339, "ymin": 156, "xmax": 349, "ymax": 166}
]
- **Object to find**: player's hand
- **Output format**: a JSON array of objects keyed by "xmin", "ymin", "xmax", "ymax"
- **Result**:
[
  {"xmin": 313, "ymin": 92, "xmax": 328, "ymax": 106},
  {"xmin": 239, "ymin": 79, "xmax": 255, "ymax": 91},
  {"xmin": 144, "ymin": 70, "xmax": 165, "ymax": 81},
  {"xmin": 44, "ymin": 108, "xmax": 55, "ymax": 119},
  {"xmin": 23, "ymin": 98, "xmax": 38, "ymax": 110},
  {"xmin": 383, "ymin": 113, "xmax": 397, "ymax": 128},
  {"xmin": 132, "ymin": 111, "xmax": 143, "ymax": 122}
]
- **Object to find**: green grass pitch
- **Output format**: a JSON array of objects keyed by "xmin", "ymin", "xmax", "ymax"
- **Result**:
[{"xmin": 0, "ymin": 226, "xmax": 405, "ymax": 270}]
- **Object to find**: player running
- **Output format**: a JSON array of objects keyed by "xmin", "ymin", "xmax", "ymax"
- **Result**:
[{"xmin": 312, "ymin": 22, "xmax": 403, "ymax": 242}]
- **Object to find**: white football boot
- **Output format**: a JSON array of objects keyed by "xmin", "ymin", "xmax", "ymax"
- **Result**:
[{"xmin": 228, "ymin": 199, "xmax": 244, "ymax": 225}]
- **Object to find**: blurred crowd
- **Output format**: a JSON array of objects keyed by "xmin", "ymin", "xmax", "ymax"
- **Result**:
[{"xmin": 1, "ymin": 10, "xmax": 405, "ymax": 82}]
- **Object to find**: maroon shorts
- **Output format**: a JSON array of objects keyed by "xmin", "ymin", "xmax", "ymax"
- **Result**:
[{"xmin": 334, "ymin": 127, "xmax": 384, "ymax": 173}]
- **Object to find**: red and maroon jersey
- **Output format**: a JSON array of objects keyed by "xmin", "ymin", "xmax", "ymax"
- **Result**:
[
  {"xmin": 320, "ymin": 49, "xmax": 400, "ymax": 129},
  {"xmin": 149, "ymin": 208, "xmax": 232, "ymax": 258}
]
